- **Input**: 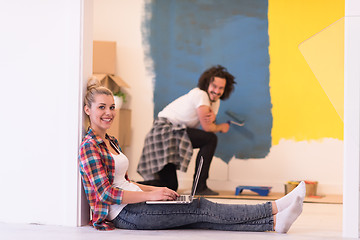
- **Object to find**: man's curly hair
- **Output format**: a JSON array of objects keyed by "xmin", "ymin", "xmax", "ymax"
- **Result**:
[{"xmin": 197, "ymin": 65, "xmax": 236, "ymax": 100}]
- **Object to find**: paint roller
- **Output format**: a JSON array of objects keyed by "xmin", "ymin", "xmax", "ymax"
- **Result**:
[{"xmin": 225, "ymin": 110, "xmax": 245, "ymax": 127}]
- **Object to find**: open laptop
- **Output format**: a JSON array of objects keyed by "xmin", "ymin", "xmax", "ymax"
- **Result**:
[{"xmin": 146, "ymin": 156, "xmax": 203, "ymax": 204}]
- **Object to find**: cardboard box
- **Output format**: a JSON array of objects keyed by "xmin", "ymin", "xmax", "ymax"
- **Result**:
[
  {"xmin": 93, "ymin": 40, "xmax": 129, "ymax": 91},
  {"xmin": 93, "ymin": 73, "xmax": 129, "ymax": 93},
  {"xmin": 93, "ymin": 41, "xmax": 116, "ymax": 74},
  {"xmin": 107, "ymin": 109, "xmax": 132, "ymax": 147},
  {"xmin": 91, "ymin": 40, "xmax": 131, "ymax": 147}
]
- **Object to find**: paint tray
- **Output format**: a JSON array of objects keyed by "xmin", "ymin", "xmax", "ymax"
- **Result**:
[{"xmin": 235, "ymin": 186, "xmax": 272, "ymax": 196}]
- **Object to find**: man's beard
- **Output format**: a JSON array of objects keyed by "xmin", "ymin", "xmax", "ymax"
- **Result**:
[{"xmin": 209, "ymin": 91, "xmax": 221, "ymax": 102}]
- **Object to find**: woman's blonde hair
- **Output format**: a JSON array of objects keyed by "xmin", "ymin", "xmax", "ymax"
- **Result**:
[{"xmin": 84, "ymin": 76, "xmax": 113, "ymax": 108}]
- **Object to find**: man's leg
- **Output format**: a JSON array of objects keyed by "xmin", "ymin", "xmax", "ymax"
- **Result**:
[
  {"xmin": 186, "ymin": 128, "xmax": 218, "ymax": 195},
  {"xmin": 158, "ymin": 163, "xmax": 178, "ymax": 191},
  {"xmin": 137, "ymin": 164, "xmax": 178, "ymax": 191}
]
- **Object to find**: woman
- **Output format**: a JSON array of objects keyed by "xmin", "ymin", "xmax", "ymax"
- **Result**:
[{"xmin": 79, "ymin": 78, "xmax": 305, "ymax": 232}]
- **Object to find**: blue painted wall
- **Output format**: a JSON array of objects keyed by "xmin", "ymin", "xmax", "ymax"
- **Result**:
[{"xmin": 142, "ymin": 0, "xmax": 272, "ymax": 163}]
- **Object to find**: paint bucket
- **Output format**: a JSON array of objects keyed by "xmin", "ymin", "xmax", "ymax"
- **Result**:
[
  {"xmin": 284, "ymin": 181, "xmax": 299, "ymax": 195},
  {"xmin": 284, "ymin": 180, "xmax": 318, "ymax": 196},
  {"xmin": 304, "ymin": 180, "xmax": 318, "ymax": 197}
]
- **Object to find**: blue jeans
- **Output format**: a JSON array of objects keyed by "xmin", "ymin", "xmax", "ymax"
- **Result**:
[{"xmin": 112, "ymin": 198, "xmax": 274, "ymax": 232}]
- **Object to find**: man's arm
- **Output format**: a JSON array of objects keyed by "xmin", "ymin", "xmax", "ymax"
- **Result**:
[{"xmin": 197, "ymin": 105, "xmax": 230, "ymax": 133}]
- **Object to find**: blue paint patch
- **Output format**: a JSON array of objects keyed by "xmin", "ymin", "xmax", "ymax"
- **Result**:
[{"xmin": 142, "ymin": 0, "xmax": 271, "ymax": 162}]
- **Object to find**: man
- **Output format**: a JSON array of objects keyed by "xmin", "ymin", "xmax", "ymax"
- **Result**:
[{"xmin": 137, "ymin": 65, "xmax": 236, "ymax": 195}]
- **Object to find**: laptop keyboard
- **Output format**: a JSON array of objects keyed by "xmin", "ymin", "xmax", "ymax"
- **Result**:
[{"xmin": 176, "ymin": 195, "xmax": 187, "ymax": 201}]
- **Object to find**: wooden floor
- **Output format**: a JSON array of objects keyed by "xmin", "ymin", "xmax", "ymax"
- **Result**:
[{"xmin": 198, "ymin": 191, "xmax": 342, "ymax": 204}]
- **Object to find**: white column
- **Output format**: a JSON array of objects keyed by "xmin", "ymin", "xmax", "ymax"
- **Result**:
[
  {"xmin": 0, "ymin": 0, "xmax": 91, "ymax": 226},
  {"xmin": 77, "ymin": 0, "xmax": 93, "ymax": 226},
  {"xmin": 343, "ymin": 0, "xmax": 360, "ymax": 238}
]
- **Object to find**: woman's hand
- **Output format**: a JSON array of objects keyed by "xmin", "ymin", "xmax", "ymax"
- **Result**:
[
  {"xmin": 147, "ymin": 187, "xmax": 179, "ymax": 201},
  {"xmin": 122, "ymin": 187, "xmax": 179, "ymax": 204}
]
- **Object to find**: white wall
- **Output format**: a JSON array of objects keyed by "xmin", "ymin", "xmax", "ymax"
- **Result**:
[
  {"xmin": 93, "ymin": 0, "xmax": 343, "ymax": 195},
  {"xmin": 0, "ymin": 0, "xmax": 90, "ymax": 226},
  {"xmin": 93, "ymin": 0, "xmax": 154, "ymax": 179}
]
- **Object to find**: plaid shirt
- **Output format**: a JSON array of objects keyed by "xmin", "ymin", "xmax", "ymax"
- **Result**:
[
  {"xmin": 137, "ymin": 117, "xmax": 193, "ymax": 180},
  {"xmin": 78, "ymin": 128, "xmax": 124, "ymax": 230}
]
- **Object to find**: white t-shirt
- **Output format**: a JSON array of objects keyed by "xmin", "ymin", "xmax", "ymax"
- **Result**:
[
  {"xmin": 107, "ymin": 152, "xmax": 143, "ymax": 220},
  {"xmin": 158, "ymin": 88, "xmax": 220, "ymax": 128}
]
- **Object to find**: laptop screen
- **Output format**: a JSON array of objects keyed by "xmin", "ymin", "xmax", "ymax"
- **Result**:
[{"xmin": 190, "ymin": 156, "xmax": 204, "ymax": 197}]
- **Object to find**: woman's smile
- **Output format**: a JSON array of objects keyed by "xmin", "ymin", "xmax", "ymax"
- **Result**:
[{"xmin": 84, "ymin": 94, "xmax": 116, "ymax": 136}]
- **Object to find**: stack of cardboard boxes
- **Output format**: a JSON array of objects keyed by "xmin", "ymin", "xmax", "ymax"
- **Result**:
[{"xmin": 92, "ymin": 40, "xmax": 131, "ymax": 149}]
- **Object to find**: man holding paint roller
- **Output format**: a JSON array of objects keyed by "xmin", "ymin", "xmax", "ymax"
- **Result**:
[{"xmin": 137, "ymin": 65, "xmax": 237, "ymax": 195}]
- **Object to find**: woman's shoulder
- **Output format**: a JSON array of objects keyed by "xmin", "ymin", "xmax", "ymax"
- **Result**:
[
  {"xmin": 79, "ymin": 137, "xmax": 99, "ymax": 156},
  {"xmin": 81, "ymin": 129, "xmax": 96, "ymax": 143},
  {"xmin": 80, "ymin": 129, "xmax": 102, "ymax": 151},
  {"xmin": 78, "ymin": 133, "xmax": 106, "ymax": 164},
  {"xmin": 81, "ymin": 135, "xmax": 96, "ymax": 147}
]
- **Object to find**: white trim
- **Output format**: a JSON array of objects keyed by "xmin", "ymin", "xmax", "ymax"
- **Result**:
[
  {"xmin": 343, "ymin": 1, "xmax": 360, "ymax": 237},
  {"xmin": 77, "ymin": 0, "xmax": 93, "ymax": 227}
]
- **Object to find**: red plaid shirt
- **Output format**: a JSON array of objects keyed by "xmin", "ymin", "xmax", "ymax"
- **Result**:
[{"xmin": 79, "ymin": 128, "xmax": 124, "ymax": 230}]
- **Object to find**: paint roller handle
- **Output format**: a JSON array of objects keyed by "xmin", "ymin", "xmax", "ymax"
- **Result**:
[{"xmin": 227, "ymin": 120, "xmax": 245, "ymax": 127}]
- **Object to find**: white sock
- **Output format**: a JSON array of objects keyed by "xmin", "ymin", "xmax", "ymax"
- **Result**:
[
  {"xmin": 275, "ymin": 181, "xmax": 306, "ymax": 212},
  {"xmin": 275, "ymin": 196, "xmax": 303, "ymax": 233}
]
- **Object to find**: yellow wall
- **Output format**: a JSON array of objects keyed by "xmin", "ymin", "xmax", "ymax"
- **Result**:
[{"xmin": 269, "ymin": 0, "xmax": 344, "ymax": 145}]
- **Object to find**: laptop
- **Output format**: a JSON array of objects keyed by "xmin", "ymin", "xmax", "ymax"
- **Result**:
[{"xmin": 146, "ymin": 156, "xmax": 204, "ymax": 204}]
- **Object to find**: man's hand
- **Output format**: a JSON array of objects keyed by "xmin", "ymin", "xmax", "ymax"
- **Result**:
[
  {"xmin": 204, "ymin": 108, "xmax": 216, "ymax": 124},
  {"xmin": 197, "ymin": 105, "xmax": 231, "ymax": 133},
  {"xmin": 218, "ymin": 123, "xmax": 230, "ymax": 133}
]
